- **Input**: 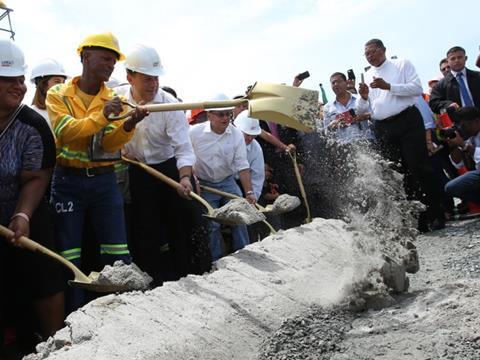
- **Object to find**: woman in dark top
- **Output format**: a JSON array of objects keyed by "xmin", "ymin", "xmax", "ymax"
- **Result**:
[{"xmin": 0, "ymin": 39, "xmax": 64, "ymax": 356}]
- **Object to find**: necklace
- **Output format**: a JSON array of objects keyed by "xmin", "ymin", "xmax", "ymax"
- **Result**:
[{"xmin": 0, "ymin": 104, "xmax": 24, "ymax": 141}]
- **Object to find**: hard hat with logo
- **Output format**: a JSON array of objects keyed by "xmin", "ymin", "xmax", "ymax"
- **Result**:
[
  {"xmin": 124, "ymin": 44, "xmax": 164, "ymax": 77},
  {"xmin": 77, "ymin": 32, "xmax": 125, "ymax": 60},
  {"xmin": 208, "ymin": 93, "xmax": 235, "ymax": 111},
  {"xmin": 0, "ymin": 39, "xmax": 27, "ymax": 77},
  {"xmin": 30, "ymin": 58, "xmax": 67, "ymax": 84},
  {"xmin": 233, "ymin": 110, "xmax": 261, "ymax": 136}
]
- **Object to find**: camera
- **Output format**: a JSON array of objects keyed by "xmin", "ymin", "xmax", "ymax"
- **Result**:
[{"xmin": 438, "ymin": 128, "xmax": 457, "ymax": 139}]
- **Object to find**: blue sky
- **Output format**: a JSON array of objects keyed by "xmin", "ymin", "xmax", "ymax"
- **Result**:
[{"xmin": 1, "ymin": 0, "xmax": 479, "ymax": 102}]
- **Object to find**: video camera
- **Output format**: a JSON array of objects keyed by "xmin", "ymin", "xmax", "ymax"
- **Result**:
[{"xmin": 436, "ymin": 107, "xmax": 462, "ymax": 141}]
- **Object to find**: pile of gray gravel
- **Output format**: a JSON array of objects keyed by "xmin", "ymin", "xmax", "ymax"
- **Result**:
[{"xmin": 258, "ymin": 307, "xmax": 354, "ymax": 360}]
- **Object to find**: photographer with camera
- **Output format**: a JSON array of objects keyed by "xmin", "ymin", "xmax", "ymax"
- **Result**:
[{"xmin": 444, "ymin": 107, "xmax": 480, "ymax": 205}]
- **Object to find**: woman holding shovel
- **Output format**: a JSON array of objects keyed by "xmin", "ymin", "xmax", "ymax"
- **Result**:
[{"xmin": 0, "ymin": 40, "xmax": 65, "ymax": 356}]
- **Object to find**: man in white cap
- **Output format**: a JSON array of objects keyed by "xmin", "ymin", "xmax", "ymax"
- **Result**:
[
  {"xmin": 189, "ymin": 96, "xmax": 255, "ymax": 261},
  {"xmin": 115, "ymin": 44, "xmax": 205, "ymax": 285},
  {"xmin": 233, "ymin": 110, "xmax": 265, "ymax": 199}
]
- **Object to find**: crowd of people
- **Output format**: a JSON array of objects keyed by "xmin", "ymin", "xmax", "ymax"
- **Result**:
[{"xmin": 1, "ymin": 31, "xmax": 480, "ymax": 358}]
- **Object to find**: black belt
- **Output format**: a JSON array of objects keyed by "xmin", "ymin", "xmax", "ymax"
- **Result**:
[
  {"xmin": 58, "ymin": 165, "xmax": 115, "ymax": 177},
  {"xmin": 380, "ymin": 105, "xmax": 416, "ymax": 123}
]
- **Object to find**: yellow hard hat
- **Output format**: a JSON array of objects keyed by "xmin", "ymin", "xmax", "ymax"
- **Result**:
[{"xmin": 77, "ymin": 32, "xmax": 125, "ymax": 61}]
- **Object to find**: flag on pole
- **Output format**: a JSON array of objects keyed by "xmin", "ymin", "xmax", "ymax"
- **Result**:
[{"xmin": 319, "ymin": 83, "xmax": 328, "ymax": 104}]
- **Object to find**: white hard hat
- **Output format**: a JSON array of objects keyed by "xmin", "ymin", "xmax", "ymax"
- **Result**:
[
  {"xmin": 208, "ymin": 93, "xmax": 235, "ymax": 111},
  {"xmin": 0, "ymin": 39, "xmax": 27, "ymax": 77},
  {"xmin": 233, "ymin": 110, "xmax": 261, "ymax": 136},
  {"xmin": 30, "ymin": 58, "xmax": 67, "ymax": 83},
  {"xmin": 124, "ymin": 44, "xmax": 164, "ymax": 77}
]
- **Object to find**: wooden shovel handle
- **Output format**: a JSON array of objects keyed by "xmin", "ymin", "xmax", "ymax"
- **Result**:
[
  {"xmin": 110, "ymin": 99, "xmax": 247, "ymax": 120},
  {"xmin": 199, "ymin": 185, "xmax": 268, "ymax": 211},
  {"xmin": 0, "ymin": 224, "xmax": 90, "ymax": 283},
  {"xmin": 122, "ymin": 157, "xmax": 214, "ymax": 213},
  {"xmin": 288, "ymin": 152, "xmax": 312, "ymax": 223}
]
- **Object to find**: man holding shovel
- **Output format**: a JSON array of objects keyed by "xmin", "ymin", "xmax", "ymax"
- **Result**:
[
  {"xmin": 115, "ymin": 44, "xmax": 209, "ymax": 285},
  {"xmin": 189, "ymin": 96, "xmax": 255, "ymax": 261},
  {"xmin": 46, "ymin": 32, "xmax": 148, "ymax": 310}
]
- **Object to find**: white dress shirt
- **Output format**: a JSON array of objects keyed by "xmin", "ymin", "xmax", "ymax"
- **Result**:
[
  {"xmin": 115, "ymin": 85, "xmax": 195, "ymax": 169},
  {"xmin": 31, "ymin": 105, "xmax": 52, "ymax": 131},
  {"xmin": 322, "ymin": 93, "xmax": 373, "ymax": 143},
  {"xmin": 364, "ymin": 59, "xmax": 423, "ymax": 121},
  {"xmin": 245, "ymin": 139, "xmax": 265, "ymax": 198},
  {"xmin": 189, "ymin": 122, "xmax": 249, "ymax": 183}
]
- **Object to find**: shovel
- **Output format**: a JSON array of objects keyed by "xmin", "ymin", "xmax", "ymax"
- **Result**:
[
  {"xmin": 0, "ymin": 225, "xmax": 131, "ymax": 293},
  {"xmin": 122, "ymin": 157, "xmax": 258, "ymax": 226},
  {"xmin": 199, "ymin": 185, "xmax": 277, "ymax": 234},
  {"xmin": 112, "ymin": 82, "xmax": 319, "ymax": 132},
  {"xmin": 288, "ymin": 151, "xmax": 312, "ymax": 223}
]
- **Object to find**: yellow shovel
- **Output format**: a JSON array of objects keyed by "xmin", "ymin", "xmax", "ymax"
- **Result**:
[
  {"xmin": 199, "ymin": 185, "xmax": 277, "ymax": 234},
  {"xmin": 0, "ymin": 225, "xmax": 131, "ymax": 293},
  {"xmin": 112, "ymin": 82, "xmax": 319, "ymax": 132}
]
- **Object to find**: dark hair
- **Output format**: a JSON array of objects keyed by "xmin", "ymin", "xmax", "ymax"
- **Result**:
[
  {"xmin": 162, "ymin": 86, "xmax": 178, "ymax": 99},
  {"xmin": 439, "ymin": 58, "xmax": 448, "ymax": 67},
  {"xmin": 31, "ymin": 77, "xmax": 51, "ymax": 110},
  {"xmin": 330, "ymin": 72, "xmax": 347, "ymax": 81},
  {"xmin": 446, "ymin": 46, "xmax": 466, "ymax": 57},
  {"xmin": 365, "ymin": 38, "xmax": 385, "ymax": 49},
  {"xmin": 456, "ymin": 107, "xmax": 480, "ymax": 122}
]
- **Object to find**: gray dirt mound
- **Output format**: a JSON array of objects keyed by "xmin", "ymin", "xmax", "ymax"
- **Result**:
[{"xmin": 257, "ymin": 307, "xmax": 354, "ymax": 360}]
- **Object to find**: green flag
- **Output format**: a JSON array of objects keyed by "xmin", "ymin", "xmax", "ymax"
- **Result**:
[{"xmin": 319, "ymin": 83, "xmax": 328, "ymax": 104}]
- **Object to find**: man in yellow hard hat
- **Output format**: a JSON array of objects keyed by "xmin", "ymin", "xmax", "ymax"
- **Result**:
[{"xmin": 46, "ymin": 32, "xmax": 148, "ymax": 311}]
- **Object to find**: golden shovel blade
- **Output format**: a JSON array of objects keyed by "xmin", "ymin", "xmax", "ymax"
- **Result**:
[
  {"xmin": 68, "ymin": 272, "xmax": 132, "ymax": 293},
  {"xmin": 246, "ymin": 82, "xmax": 319, "ymax": 133}
]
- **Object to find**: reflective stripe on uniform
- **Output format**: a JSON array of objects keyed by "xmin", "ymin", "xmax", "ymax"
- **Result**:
[
  {"xmin": 100, "ymin": 243, "xmax": 130, "ymax": 255},
  {"xmin": 104, "ymin": 123, "xmax": 117, "ymax": 134},
  {"xmin": 60, "ymin": 247, "xmax": 82, "ymax": 261},
  {"xmin": 54, "ymin": 114, "xmax": 74, "ymax": 137},
  {"xmin": 58, "ymin": 146, "xmax": 90, "ymax": 162}
]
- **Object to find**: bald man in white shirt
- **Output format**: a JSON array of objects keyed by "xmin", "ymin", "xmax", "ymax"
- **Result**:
[
  {"xmin": 189, "ymin": 104, "xmax": 255, "ymax": 261},
  {"xmin": 363, "ymin": 38, "xmax": 444, "ymax": 232}
]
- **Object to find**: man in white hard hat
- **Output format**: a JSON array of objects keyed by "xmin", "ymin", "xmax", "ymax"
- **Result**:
[
  {"xmin": 116, "ymin": 44, "xmax": 207, "ymax": 285},
  {"xmin": 46, "ymin": 32, "xmax": 148, "ymax": 311},
  {"xmin": 189, "ymin": 95, "xmax": 255, "ymax": 261},
  {"xmin": 233, "ymin": 110, "xmax": 265, "ymax": 199},
  {"xmin": 30, "ymin": 58, "xmax": 67, "ymax": 126},
  {"xmin": 0, "ymin": 39, "xmax": 65, "ymax": 355}
]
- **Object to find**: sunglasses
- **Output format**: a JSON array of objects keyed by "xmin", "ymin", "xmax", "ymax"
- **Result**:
[{"xmin": 210, "ymin": 111, "xmax": 233, "ymax": 118}]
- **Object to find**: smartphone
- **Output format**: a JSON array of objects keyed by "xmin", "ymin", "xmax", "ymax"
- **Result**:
[
  {"xmin": 297, "ymin": 71, "xmax": 310, "ymax": 81},
  {"xmin": 347, "ymin": 69, "xmax": 355, "ymax": 80}
]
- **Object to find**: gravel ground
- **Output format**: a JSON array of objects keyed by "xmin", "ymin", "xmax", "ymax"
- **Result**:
[{"xmin": 257, "ymin": 218, "xmax": 480, "ymax": 360}]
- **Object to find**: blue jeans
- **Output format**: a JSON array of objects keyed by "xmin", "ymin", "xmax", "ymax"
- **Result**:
[
  {"xmin": 200, "ymin": 176, "xmax": 250, "ymax": 261},
  {"xmin": 51, "ymin": 169, "xmax": 130, "ymax": 310},
  {"xmin": 445, "ymin": 169, "xmax": 480, "ymax": 204}
]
